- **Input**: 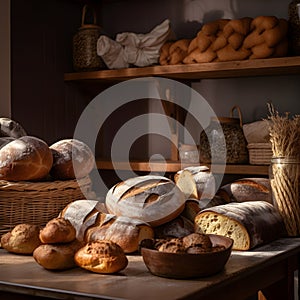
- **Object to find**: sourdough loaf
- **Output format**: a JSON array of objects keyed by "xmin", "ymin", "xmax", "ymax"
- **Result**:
[
  {"xmin": 174, "ymin": 166, "xmax": 216, "ymax": 200},
  {"xmin": 216, "ymin": 178, "xmax": 272, "ymax": 203},
  {"xmin": 60, "ymin": 199, "xmax": 154, "ymax": 253},
  {"xmin": 194, "ymin": 201, "xmax": 285, "ymax": 250},
  {"xmin": 0, "ymin": 136, "xmax": 53, "ymax": 181},
  {"xmin": 105, "ymin": 175, "xmax": 186, "ymax": 227},
  {"xmin": 50, "ymin": 139, "xmax": 95, "ymax": 180}
]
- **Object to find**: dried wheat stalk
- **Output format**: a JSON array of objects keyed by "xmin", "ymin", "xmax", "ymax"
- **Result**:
[{"xmin": 266, "ymin": 103, "xmax": 300, "ymax": 235}]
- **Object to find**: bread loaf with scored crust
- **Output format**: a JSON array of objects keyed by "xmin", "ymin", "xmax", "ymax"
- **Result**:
[
  {"xmin": 194, "ymin": 201, "xmax": 285, "ymax": 250},
  {"xmin": 105, "ymin": 175, "xmax": 186, "ymax": 227},
  {"xmin": 60, "ymin": 199, "xmax": 154, "ymax": 253}
]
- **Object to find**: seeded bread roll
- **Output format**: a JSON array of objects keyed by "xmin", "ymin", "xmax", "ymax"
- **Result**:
[
  {"xmin": 39, "ymin": 217, "xmax": 76, "ymax": 244},
  {"xmin": 74, "ymin": 240, "xmax": 128, "ymax": 274},
  {"xmin": 0, "ymin": 136, "xmax": 53, "ymax": 181},
  {"xmin": 194, "ymin": 201, "xmax": 285, "ymax": 250},
  {"xmin": 1, "ymin": 224, "xmax": 41, "ymax": 254},
  {"xmin": 33, "ymin": 239, "xmax": 83, "ymax": 270},
  {"xmin": 50, "ymin": 139, "xmax": 95, "ymax": 180}
]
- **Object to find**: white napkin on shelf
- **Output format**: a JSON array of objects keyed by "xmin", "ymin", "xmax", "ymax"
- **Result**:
[{"xmin": 97, "ymin": 19, "xmax": 171, "ymax": 69}]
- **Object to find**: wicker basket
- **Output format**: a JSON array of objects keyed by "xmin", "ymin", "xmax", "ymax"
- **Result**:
[
  {"xmin": 247, "ymin": 143, "xmax": 273, "ymax": 165},
  {"xmin": 0, "ymin": 176, "xmax": 93, "ymax": 236}
]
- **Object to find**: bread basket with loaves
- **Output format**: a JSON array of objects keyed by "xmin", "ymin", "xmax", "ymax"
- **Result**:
[{"xmin": 0, "ymin": 123, "xmax": 95, "ymax": 236}]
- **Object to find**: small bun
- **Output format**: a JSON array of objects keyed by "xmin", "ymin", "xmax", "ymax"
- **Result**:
[
  {"xmin": 50, "ymin": 139, "xmax": 95, "ymax": 180},
  {"xmin": 0, "ymin": 136, "xmax": 53, "ymax": 181},
  {"xmin": 1, "ymin": 224, "xmax": 41, "ymax": 254},
  {"xmin": 39, "ymin": 217, "xmax": 76, "ymax": 244},
  {"xmin": 75, "ymin": 240, "xmax": 128, "ymax": 274},
  {"xmin": 182, "ymin": 233, "xmax": 212, "ymax": 250}
]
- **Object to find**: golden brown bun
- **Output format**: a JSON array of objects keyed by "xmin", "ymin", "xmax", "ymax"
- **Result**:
[
  {"xmin": 50, "ymin": 139, "xmax": 95, "ymax": 180},
  {"xmin": 263, "ymin": 18, "xmax": 288, "ymax": 47},
  {"xmin": 182, "ymin": 232, "xmax": 212, "ymax": 249},
  {"xmin": 33, "ymin": 239, "xmax": 83, "ymax": 270},
  {"xmin": 168, "ymin": 39, "xmax": 191, "ymax": 65},
  {"xmin": 74, "ymin": 240, "xmax": 128, "ymax": 274},
  {"xmin": 39, "ymin": 217, "xmax": 76, "ymax": 244},
  {"xmin": 0, "ymin": 136, "xmax": 53, "ymax": 181},
  {"xmin": 1, "ymin": 224, "xmax": 41, "ymax": 254}
]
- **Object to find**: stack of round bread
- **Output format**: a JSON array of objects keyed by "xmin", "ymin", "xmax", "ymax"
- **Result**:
[
  {"xmin": 160, "ymin": 16, "xmax": 288, "ymax": 64},
  {"xmin": 0, "ymin": 135, "xmax": 95, "ymax": 181}
]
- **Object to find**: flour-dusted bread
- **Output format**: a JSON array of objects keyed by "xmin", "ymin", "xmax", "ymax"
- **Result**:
[
  {"xmin": 0, "ymin": 136, "xmax": 53, "ymax": 181},
  {"xmin": 50, "ymin": 139, "xmax": 95, "ymax": 180},
  {"xmin": 60, "ymin": 199, "xmax": 154, "ymax": 253},
  {"xmin": 216, "ymin": 178, "xmax": 272, "ymax": 203},
  {"xmin": 75, "ymin": 240, "xmax": 128, "ymax": 274},
  {"xmin": 33, "ymin": 239, "xmax": 83, "ymax": 270},
  {"xmin": 174, "ymin": 166, "xmax": 216, "ymax": 200},
  {"xmin": 105, "ymin": 175, "xmax": 185, "ymax": 227},
  {"xmin": 194, "ymin": 201, "xmax": 285, "ymax": 250},
  {"xmin": 1, "ymin": 224, "xmax": 41, "ymax": 254}
]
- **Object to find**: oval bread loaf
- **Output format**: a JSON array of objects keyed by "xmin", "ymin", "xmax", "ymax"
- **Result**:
[
  {"xmin": 0, "ymin": 136, "xmax": 53, "ymax": 181},
  {"xmin": 105, "ymin": 175, "xmax": 186, "ymax": 227},
  {"xmin": 50, "ymin": 139, "xmax": 95, "ymax": 180},
  {"xmin": 194, "ymin": 201, "xmax": 285, "ymax": 250}
]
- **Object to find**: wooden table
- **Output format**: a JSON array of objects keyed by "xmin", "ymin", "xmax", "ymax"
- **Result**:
[{"xmin": 0, "ymin": 238, "xmax": 300, "ymax": 300}]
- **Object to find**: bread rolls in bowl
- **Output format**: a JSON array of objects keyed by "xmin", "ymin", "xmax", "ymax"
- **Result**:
[
  {"xmin": 105, "ymin": 175, "xmax": 186, "ymax": 227},
  {"xmin": 0, "ymin": 136, "xmax": 53, "ymax": 181},
  {"xmin": 50, "ymin": 139, "xmax": 95, "ymax": 180},
  {"xmin": 75, "ymin": 240, "xmax": 128, "ymax": 274}
]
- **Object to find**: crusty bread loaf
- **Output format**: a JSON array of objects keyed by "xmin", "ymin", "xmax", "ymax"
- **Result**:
[
  {"xmin": 0, "ymin": 136, "xmax": 53, "ymax": 181},
  {"xmin": 105, "ymin": 175, "xmax": 186, "ymax": 227},
  {"xmin": 194, "ymin": 201, "xmax": 285, "ymax": 250},
  {"xmin": 174, "ymin": 166, "xmax": 216, "ymax": 200},
  {"xmin": 60, "ymin": 199, "xmax": 154, "ymax": 253},
  {"xmin": 50, "ymin": 139, "xmax": 95, "ymax": 180},
  {"xmin": 1, "ymin": 224, "xmax": 41, "ymax": 254},
  {"xmin": 33, "ymin": 239, "xmax": 83, "ymax": 270},
  {"xmin": 216, "ymin": 178, "xmax": 272, "ymax": 203},
  {"xmin": 74, "ymin": 240, "xmax": 128, "ymax": 274},
  {"xmin": 39, "ymin": 217, "xmax": 76, "ymax": 244},
  {"xmin": 0, "ymin": 117, "xmax": 27, "ymax": 138}
]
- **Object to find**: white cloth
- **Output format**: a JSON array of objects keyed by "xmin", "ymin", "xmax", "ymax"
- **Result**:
[{"xmin": 97, "ymin": 19, "xmax": 171, "ymax": 69}]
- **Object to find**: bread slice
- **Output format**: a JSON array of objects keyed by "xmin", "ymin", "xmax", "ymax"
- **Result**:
[{"xmin": 194, "ymin": 201, "xmax": 285, "ymax": 250}]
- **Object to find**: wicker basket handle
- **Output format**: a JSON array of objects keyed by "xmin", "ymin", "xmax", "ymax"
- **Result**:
[
  {"xmin": 81, "ymin": 4, "xmax": 97, "ymax": 27},
  {"xmin": 230, "ymin": 105, "xmax": 243, "ymax": 127}
]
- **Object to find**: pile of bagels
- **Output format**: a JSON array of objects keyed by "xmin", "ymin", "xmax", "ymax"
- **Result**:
[{"xmin": 160, "ymin": 16, "xmax": 289, "ymax": 64}]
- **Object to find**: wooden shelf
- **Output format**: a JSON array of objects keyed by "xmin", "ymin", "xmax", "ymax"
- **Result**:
[
  {"xmin": 64, "ymin": 56, "xmax": 300, "ymax": 82},
  {"xmin": 96, "ymin": 160, "xmax": 269, "ymax": 175}
]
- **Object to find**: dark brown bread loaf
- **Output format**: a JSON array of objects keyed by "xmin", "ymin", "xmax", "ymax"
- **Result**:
[
  {"xmin": 0, "ymin": 136, "xmax": 53, "ymax": 181},
  {"xmin": 194, "ymin": 201, "xmax": 285, "ymax": 250}
]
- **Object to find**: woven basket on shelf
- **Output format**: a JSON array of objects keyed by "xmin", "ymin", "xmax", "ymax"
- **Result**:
[
  {"xmin": 247, "ymin": 143, "xmax": 273, "ymax": 165},
  {"xmin": 0, "ymin": 176, "xmax": 93, "ymax": 236}
]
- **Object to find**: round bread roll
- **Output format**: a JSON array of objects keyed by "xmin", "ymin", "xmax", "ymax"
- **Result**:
[
  {"xmin": 39, "ymin": 217, "xmax": 76, "ymax": 244},
  {"xmin": 74, "ymin": 240, "xmax": 128, "ymax": 274},
  {"xmin": 105, "ymin": 175, "xmax": 186, "ymax": 227},
  {"xmin": 50, "ymin": 139, "xmax": 95, "ymax": 180},
  {"xmin": 1, "ymin": 224, "xmax": 41, "ymax": 254},
  {"xmin": 0, "ymin": 136, "xmax": 53, "ymax": 181},
  {"xmin": 33, "ymin": 239, "xmax": 83, "ymax": 270}
]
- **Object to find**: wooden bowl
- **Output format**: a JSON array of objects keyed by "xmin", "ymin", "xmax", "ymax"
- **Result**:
[{"xmin": 140, "ymin": 234, "xmax": 233, "ymax": 279}]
